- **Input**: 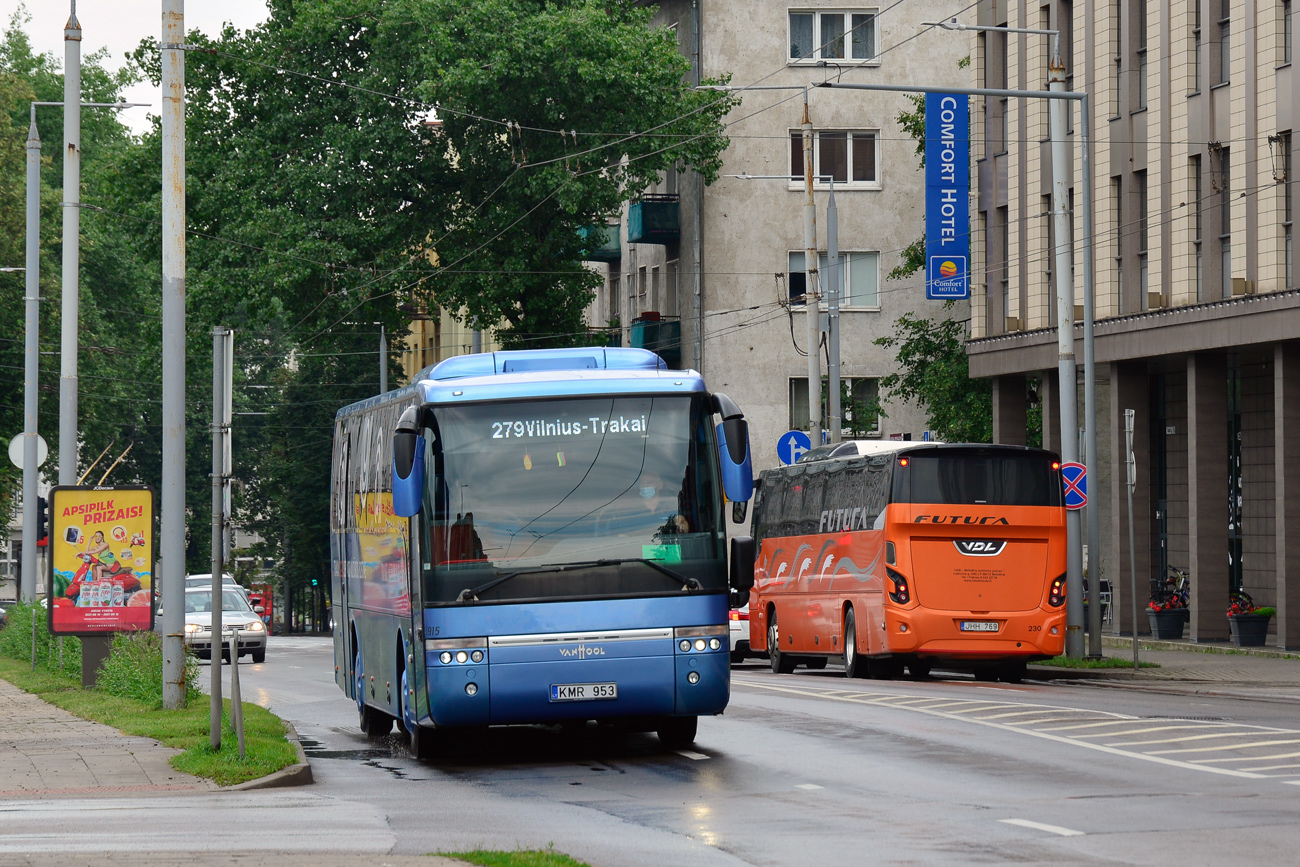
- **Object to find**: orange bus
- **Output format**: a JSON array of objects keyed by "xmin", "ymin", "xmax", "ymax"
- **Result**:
[{"xmin": 744, "ymin": 444, "xmax": 1066, "ymax": 682}]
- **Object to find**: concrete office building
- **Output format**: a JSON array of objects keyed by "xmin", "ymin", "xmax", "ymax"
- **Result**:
[
  {"xmin": 966, "ymin": 0, "xmax": 1300, "ymax": 647},
  {"xmin": 585, "ymin": 2, "xmax": 973, "ymax": 470}
]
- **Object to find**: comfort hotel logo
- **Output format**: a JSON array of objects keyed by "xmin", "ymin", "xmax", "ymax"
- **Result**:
[{"xmin": 559, "ymin": 644, "xmax": 606, "ymax": 659}]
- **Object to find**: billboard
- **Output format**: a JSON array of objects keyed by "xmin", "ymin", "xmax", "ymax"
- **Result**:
[
  {"xmin": 924, "ymin": 93, "xmax": 971, "ymax": 300},
  {"xmin": 47, "ymin": 486, "xmax": 156, "ymax": 635}
]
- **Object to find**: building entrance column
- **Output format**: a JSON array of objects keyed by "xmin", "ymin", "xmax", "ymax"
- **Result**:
[
  {"xmin": 992, "ymin": 374, "xmax": 1027, "ymax": 446},
  {"xmin": 1109, "ymin": 362, "xmax": 1151, "ymax": 636},
  {"xmin": 1188, "ymin": 352, "xmax": 1230, "ymax": 641},
  {"xmin": 1276, "ymin": 343, "xmax": 1300, "ymax": 649}
]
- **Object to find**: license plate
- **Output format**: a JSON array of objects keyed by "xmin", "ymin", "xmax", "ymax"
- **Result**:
[
  {"xmin": 960, "ymin": 621, "xmax": 1000, "ymax": 632},
  {"xmin": 550, "ymin": 682, "xmax": 618, "ymax": 702}
]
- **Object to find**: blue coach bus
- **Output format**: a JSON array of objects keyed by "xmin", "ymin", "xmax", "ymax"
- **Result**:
[{"xmin": 331, "ymin": 347, "xmax": 754, "ymax": 755}]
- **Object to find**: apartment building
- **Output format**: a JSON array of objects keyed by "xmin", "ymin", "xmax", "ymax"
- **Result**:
[
  {"xmin": 967, "ymin": 0, "xmax": 1300, "ymax": 647},
  {"xmin": 585, "ymin": 2, "xmax": 973, "ymax": 470}
]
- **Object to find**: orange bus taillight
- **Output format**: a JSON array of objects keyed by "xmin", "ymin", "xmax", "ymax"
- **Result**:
[
  {"xmin": 1048, "ymin": 574, "xmax": 1066, "ymax": 607},
  {"xmin": 886, "ymin": 567, "xmax": 910, "ymax": 604}
]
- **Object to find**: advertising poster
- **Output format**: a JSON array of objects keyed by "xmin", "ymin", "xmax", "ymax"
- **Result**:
[
  {"xmin": 924, "ymin": 92, "xmax": 971, "ymax": 300},
  {"xmin": 47, "ymin": 486, "xmax": 156, "ymax": 635}
]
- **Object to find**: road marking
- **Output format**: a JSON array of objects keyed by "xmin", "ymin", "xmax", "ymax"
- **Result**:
[
  {"xmin": 1107, "ymin": 730, "xmax": 1266, "ymax": 747},
  {"xmin": 795, "ymin": 783, "xmax": 823, "ymax": 790},
  {"xmin": 675, "ymin": 749, "xmax": 710, "ymax": 761},
  {"xmin": 1194, "ymin": 751, "xmax": 1300, "ymax": 764},
  {"xmin": 1000, "ymin": 818, "xmax": 1085, "ymax": 837},
  {"xmin": 1076, "ymin": 724, "xmax": 1224, "ymax": 739},
  {"xmin": 1149, "ymin": 738, "xmax": 1300, "ymax": 756},
  {"xmin": 1242, "ymin": 763, "xmax": 1300, "ymax": 771},
  {"xmin": 1037, "ymin": 720, "xmax": 1139, "ymax": 732},
  {"xmin": 979, "ymin": 708, "xmax": 1078, "ymax": 721}
]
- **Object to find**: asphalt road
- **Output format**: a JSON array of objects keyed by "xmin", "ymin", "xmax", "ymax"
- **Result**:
[{"xmin": 10, "ymin": 636, "xmax": 1300, "ymax": 866}]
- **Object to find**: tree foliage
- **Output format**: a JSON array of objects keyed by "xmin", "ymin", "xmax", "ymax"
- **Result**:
[{"xmin": 873, "ymin": 308, "xmax": 991, "ymax": 444}]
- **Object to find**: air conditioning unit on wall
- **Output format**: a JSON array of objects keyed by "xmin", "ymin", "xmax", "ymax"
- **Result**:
[{"xmin": 1231, "ymin": 277, "xmax": 1256, "ymax": 296}]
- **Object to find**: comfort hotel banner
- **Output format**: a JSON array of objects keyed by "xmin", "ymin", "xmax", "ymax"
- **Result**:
[
  {"xmin": 924, "ymin": 93, "xmax": 970, "ymax": 300},
  {"xmin": 47, "ymin": 486, "xmax": 156, "ymax": 636}
]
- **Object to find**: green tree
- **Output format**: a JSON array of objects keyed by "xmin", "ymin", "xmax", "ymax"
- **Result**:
[{"xmin": 873, "ymin": 307, "xmax": 991, "ymax": 443}]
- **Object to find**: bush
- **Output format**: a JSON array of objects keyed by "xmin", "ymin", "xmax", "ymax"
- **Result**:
[
  {"xmin": 98, "ymin": 630, "xmax": 202, "ymax": 707},
  {"xmin": 0, "ymin": 602, "xmax": 82, "ymax": 678}
]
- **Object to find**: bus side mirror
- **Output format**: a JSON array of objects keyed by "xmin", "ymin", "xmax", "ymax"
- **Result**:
[
  {"xmin": 731, "ymin": 500, "xmax": 748, "ymax": 524},
  {"xmin": 392, "ymin": 406, "xmax": 425, "ymax": 518},
  {"xmin": 712, "ymin": 393, "xmax": 753, "ymax": 505},
  {"xmin": 729, "ymin": 535, "xmax": 755, "ymax": 605}
]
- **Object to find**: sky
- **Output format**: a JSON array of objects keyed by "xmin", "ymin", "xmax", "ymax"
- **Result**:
[{"xmin": 2, "ymin": 1, "xmax": 271, "ymax": 135}]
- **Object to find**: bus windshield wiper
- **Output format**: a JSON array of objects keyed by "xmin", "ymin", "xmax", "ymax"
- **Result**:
[
  {"xmin": 456, "ymin": 557, "xmax": 700, "ymax": 603},
  {"xmin": 593, "ymin": 558, "xmax": 701, "ymax": 592}
]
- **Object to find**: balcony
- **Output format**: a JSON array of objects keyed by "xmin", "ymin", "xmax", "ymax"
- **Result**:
[
  {"xmin": 627, "ymin": 194, "xmax": 680, "ymax": 245},
  {"xmin": 630, "ymin": 312, "xmax": 682, "ymax": 369},
  {"xmin": 578, "ymin": 223, "xmax": 621, "ymax": 263}
]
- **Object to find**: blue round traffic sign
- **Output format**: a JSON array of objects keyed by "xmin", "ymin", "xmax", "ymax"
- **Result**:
[
  {"xmin": 777, "ymin": 429, "xmax": 813, "ymax": 465},
  {"xmin": 1060, "ymin": 462, "xmax": 1087, "ymax": 510}
]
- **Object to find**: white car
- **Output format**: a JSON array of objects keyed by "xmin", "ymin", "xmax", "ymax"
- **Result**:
[
  {"xmin": 729, "ymin": 604, "xmax": 763, "ymax": 663},
  {"xmin": 181, "ymin": 587, "xmax": 267, "ymax": 663}
]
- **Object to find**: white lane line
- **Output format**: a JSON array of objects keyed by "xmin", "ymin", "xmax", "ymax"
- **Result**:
[
  {"xmin": 734, "ymin": 679, "xmax": 1266, "ymax": 779},
  {"xmin": 795, "ymin": 783, "xmax": 823, "ymax": 790},
  {"xmin": 942, "ymin": 703, "xmax": 1028, "ymax": 715},
  {"xmin": 979, "ymin": 709, "xmax": 1080, "ymax": 721},
  {"xmin": 1107, "ymin": 731, "xmax": 1269, "ymax": 747},
  {"xmin": 1037, "ymin": 720, "xmax": 1140, "ymax": 732},
  {"xmin": 1000, "ymin": 818, "xmax": 1085, "ymax": 837},
  {"xmin": 675, "ymin": 749, "xmax": 710, "ymax": 761},
  {"xmin": 1148, "ymin": 738, "xmax": 1300, "ymax": 756},
  {"xmin": 1075, "ymin": 724, "xmax": 1232, "ymax": 739},
  {"xmin": 1193, "ymin": 751, "xmax": 1300, "ymax": 764},
  {"xmin": 1005, "ymin": 716, "xmax": 1102, "ymax": 726},
  {"xmin": 1241, "ymin": 763, "xmax": 1300, "ymax": 772}
]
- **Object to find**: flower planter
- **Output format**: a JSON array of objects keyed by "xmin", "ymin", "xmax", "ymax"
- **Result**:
[
  {"xmin": 1147, "ymin": 608, "xmax": 1186, "ymax": 640},
  {"xmin": 1228, "ymin": 613, "xmax": 1271, "ymax": 647}
]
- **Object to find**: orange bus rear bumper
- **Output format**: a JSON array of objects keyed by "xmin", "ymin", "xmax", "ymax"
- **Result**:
[{"xmin": 883, "ymin": 608, "xmax": 1066, "ymax": 659}]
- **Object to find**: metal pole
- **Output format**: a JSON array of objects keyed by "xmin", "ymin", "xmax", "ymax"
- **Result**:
[
  {"xmin": 379, "ymin": 325, "xmax": 387, "ymax": 393},
  {"xmin": 1125, "ymin": 408, "xmax": 1139, "ymax": 670},
  {"xmin": 58, "ymin": 3, "xmax": 81, "ymax": 488},
  {"xmin": 21, "ymin": 112, "xmax": 41, "ymax": 605},
  {"xmin": 801, "ymin": 93, "xmax": 821, "ymax": 444},
  {"xmin": 230, "ymin": 626, "xmax": 245, "ymax": 758},
  {"xmin": 1080, "ymin": 95, "xmax": 1102, "ymax": 657},
  {"xmin": 470, "ymin": 319, "xmax": 481, "ymax": 355},
  {"xmin": 161, "ymin": 0, "xmax": 187, "ymax": 709},
  {"xmin": 210, "ymin": 327, "xmax": 225, "ymax": 751},
  {"xmin": 826, "ymin": 179, "xmax": 841, "ymax": 443},
  {"xmin": 1049, "ymin": 53, "xmax": 1084, "ymax": 658},
  {"xmin": 222, "ymin": 329, "xmax": 232, "ymax": 562}
]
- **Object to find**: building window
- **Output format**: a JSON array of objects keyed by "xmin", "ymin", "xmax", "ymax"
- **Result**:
[
  {"xmin": 1192, "ymin": 155, "xmax": 1204, "ymax": 300},
  {"xmin": 789, "ymin": 10, "xmax": 878, "ymax": 63},
  {"xmin": 1136, "ymin": 0, "xmax": 1148, "ymax": 109},
  {"xmin": 1111, "ymin": 0, "xmax": 1122, "ymax": 113},
  {"xmin": 998, "ymin": 206, "xmax": 1010, "ymax": 327},
  {"xmin": 1218, "ymin": 147, "xmax": 1232, "ymax": 297},
  {"xmin": 1218, "ymin": 1, "xmax": 1231, "ymax": 85},
  {"xmin": 1286, "ymin": 0, "xmax": 1294, "ymax": 64},
  {"xmin": 666, "ymin": 260, "xmax": 679, "ymax": 315},
  {"xmin": 1283, "ymin": 134, "xmax": 1294, "ymax": 289},
  {"xmin": 789, "ymin": 130, "xmax": 878, "ymax": 187},
  {"xmin": 1137, "ymin": 171, "xmax": 1149, "ymax": 305},
  {"xmin": 1112, "ymin": 177, "xmax": 1124, "ymax": 298},
  {"xmin": 1192, "ymin": 0, "xmax": 1203, "ymax": 91},
  {"xmin": 789, "ymin": 251, "xmax": 879, "ymax": 307},
  {"xmin": 790, "ymin": 376, "xmax": 880, "ymax": 435}
]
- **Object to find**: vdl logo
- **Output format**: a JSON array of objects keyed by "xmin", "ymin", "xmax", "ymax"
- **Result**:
[
  {"xmin": 953, "ymin": 540, "xmax": 1007, "ymax": 557},
  {"xmin": 559, "ymin": 644, "xmax": 606, "ymax": 659}
]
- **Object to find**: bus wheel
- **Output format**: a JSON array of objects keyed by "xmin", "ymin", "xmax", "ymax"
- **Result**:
[
  {"xmin": 656, "ymin": 716, "xmax": 698, "ymax": 749},
  {"xmin": 768, "ymin": 612, "xmax": 796, "ymax": 674},
  {"xmin": 999, "ymin": 661, "xmax": 1027, "ymax": 683},
  {"xmin": 844, "ymin": 610, "xmax": 870, "ymax": 679}
]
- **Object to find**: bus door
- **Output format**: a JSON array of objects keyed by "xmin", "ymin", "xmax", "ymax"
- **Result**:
[{"xmin": 331, "ymin": 422, "xmax": 354, "ymax": 694}]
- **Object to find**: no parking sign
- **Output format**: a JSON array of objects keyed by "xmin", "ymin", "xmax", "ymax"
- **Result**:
[{"xmin": 1060, "ymin": 462, "xmax": 1087, "ymax": 510}]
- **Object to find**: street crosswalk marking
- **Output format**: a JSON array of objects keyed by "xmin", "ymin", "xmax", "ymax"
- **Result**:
[
  {"xmin": 1000, "ymin": 818, "xmax": 1085, "ymax": 837},
  {"xmin": 732, "ymin": 676, "xmax": 1300, "ymax": 782}
]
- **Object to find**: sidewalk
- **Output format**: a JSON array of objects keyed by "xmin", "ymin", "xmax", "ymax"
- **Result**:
[
  {"xmin": 1027, "ymin": 634, "xmax": 1300, "ymax": 702},
  {"xmin": 0, "ymin": 677, "xmax": 214, "ymax": 798}
]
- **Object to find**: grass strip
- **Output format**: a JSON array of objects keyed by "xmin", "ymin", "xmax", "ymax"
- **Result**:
[
  {"xmin": 0, "ymin": 655, "xmax": 297, "ymax": 786},
  {"xmin": 1036, "ymin": 655, "xmax": 1159, "ymax": 669},
  {"xmin": 443, "ymin": 851, "xmax": 591, "ymax": 867}
]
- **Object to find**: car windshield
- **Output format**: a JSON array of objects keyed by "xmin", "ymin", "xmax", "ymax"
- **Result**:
[
  {"xmin": 185, "ymin": 590, "xmax": 254, "ymax": 614},
  {"xmin": 419, "ymin": 395, "xmax": 726, "ymax": 603}
]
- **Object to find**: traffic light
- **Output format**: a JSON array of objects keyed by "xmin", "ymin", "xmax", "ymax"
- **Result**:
[
  {"xmin": 311, "ymin": 577, "xmax": 319, "ymax": 587},
  {"xmin": 36, "ymin": 496, "xmax": 48, "ymax": 546}
]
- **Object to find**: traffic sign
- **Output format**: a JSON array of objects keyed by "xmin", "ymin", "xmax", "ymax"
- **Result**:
[
  {"xmin": 7, "ymin": 433, "xmax": 48, "ymax": 469},
  {"xmin": 777, "ymin": 429, "xmax": 813, "ymax": 465},
  {"xmin": 1061, "ymin": 462, "xmax": 1087, "ymax": 510}
]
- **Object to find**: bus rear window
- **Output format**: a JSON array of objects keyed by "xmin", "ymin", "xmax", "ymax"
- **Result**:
[{"xmin": 893, "ymin": 451, "xmax": 1061, "ymax": 507}]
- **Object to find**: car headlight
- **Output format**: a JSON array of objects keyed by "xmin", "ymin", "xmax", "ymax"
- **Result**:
[
  {"xmin": 183, "ymin": 623, "xmax": 202, "ymax": 634},
  {"xmin": 245, "ymin": 621, "xmax": 265, "ymax": 632}
]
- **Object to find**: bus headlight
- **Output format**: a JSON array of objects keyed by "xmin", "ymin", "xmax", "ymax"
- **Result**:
[
  {"xmin": 679, "ymin": 640, "xmax": 692, "ymax": 652},
  {"xmin": 465, "ymin": 682, "xmax": 478, "ymax": 696},
  {"xmin": 687, "ymin": 671, "xmax": 700, "ymax": 684},
  {"xmin": 708, "ymin": 638, "xmax": 721, "ymax": 650},
  {"xmin": 440, "ymin": 651, "xmax": 452, "ymax": 664}
]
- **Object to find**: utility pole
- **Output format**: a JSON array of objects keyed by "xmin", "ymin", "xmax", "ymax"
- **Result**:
[
  {"xmin": 1048, "ymin": 48, "xmax": 1084, "ymax": 658},
  {"xmin": 21, "ymin": 111, "xmax": 40, "ymax": 604},
  {"xmin": 161, "ymin": 0, "xmax": 187, "ymax": 709},
  {"xmin": 379, "ymin": 325, "xmax": 387, "ymax": 394},
  {"xmin": 826, "ymin": 180, "xmax": 841, "ymax": 443},
  {"xmin": 59, "ymin": 1, "xmax": 81, "ymax": 488},
  {"xmin": 801, "ymin": 94, "xmax": 821, "ymax": 444}
]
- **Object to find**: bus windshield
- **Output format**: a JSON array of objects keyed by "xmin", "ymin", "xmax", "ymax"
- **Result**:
[
  {"xmin": 892, "ymin": 448, "xmax": 1061, "ymax": 507},
  {"xmin": 420, "ymin": 395, "xmax": 725, "ymax": 604}
]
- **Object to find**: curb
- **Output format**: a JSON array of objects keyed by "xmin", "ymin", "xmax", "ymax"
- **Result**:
[
  {"xmin": 226, "ymin": 719, "xmax": 314, "ymax": 791},
  {"xmin": 1100, "ymin": 634, "xmax": 1300, "ymax": 659}
]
